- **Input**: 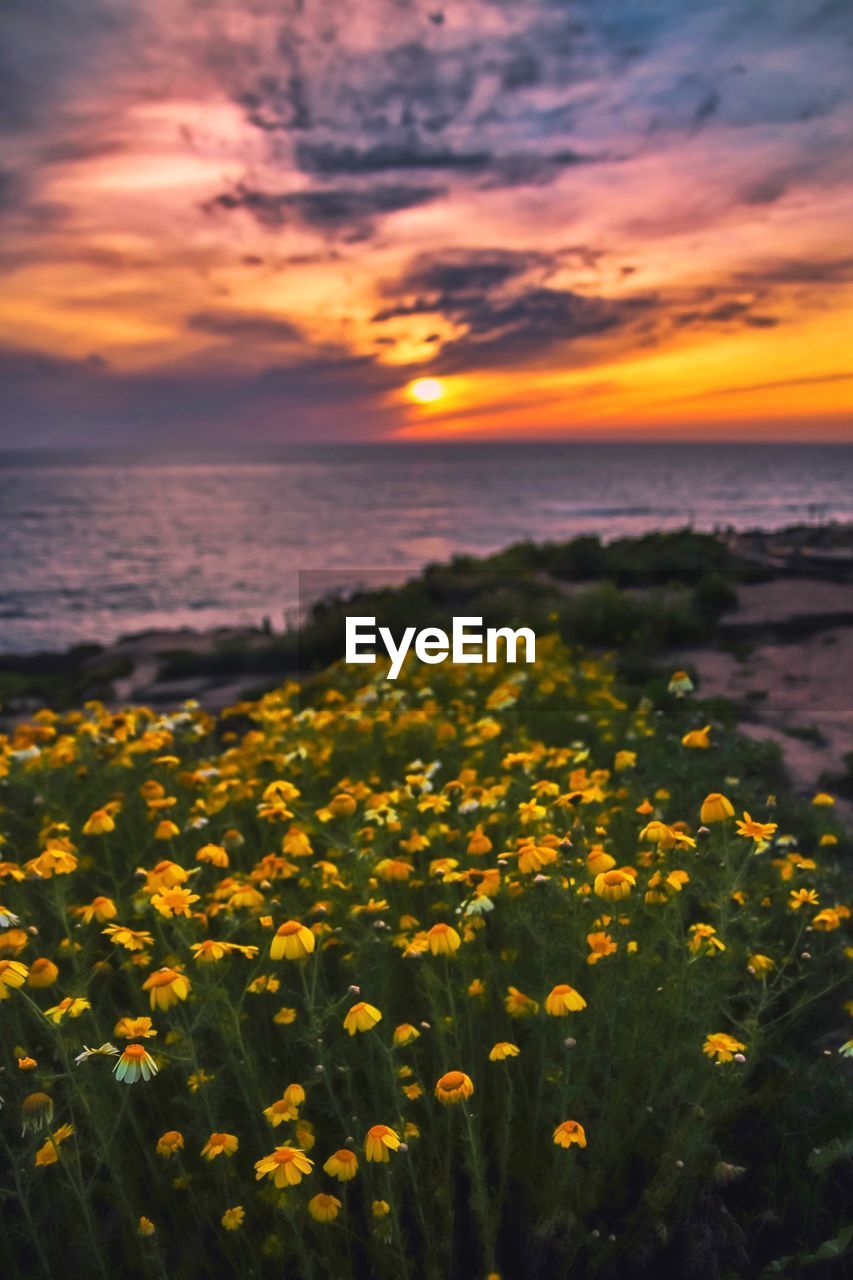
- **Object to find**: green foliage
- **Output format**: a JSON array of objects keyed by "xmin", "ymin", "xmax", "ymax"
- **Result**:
[{"xmin": 0, "ymin": 639, "xmax": 849, "ymax": 1279}]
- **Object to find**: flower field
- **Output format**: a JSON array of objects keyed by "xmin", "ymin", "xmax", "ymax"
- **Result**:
[{"xmin": 0, "ymin": 636, "xmax": 850, "ymax": 1278}]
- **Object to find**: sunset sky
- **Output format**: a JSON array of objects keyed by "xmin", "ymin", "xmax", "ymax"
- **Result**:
[{"xmin": 1, "ymin": 0, "xmax": 852, "ymax": 445}]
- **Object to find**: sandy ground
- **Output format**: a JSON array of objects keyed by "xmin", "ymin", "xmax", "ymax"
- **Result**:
[{"xmin": 673, "ymin": 578, "xmax": 853, "ymax": 819}]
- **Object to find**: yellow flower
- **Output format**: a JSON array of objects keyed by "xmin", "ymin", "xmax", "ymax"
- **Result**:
[
  {"xmin": 467, "ymin": 827, "xmax": 493, "ymax": 856},
  {"xmin": 137, "ymin": 1217, "xmax": 155, "ymax": 1237},
  {"xmin": 812, "ymin": 792, "xmax": 835, "ymax": 807},
  {"xmin": 156, "ymin": 1131, "xmax": 184, "ymax": 1158},
  {"xmin": 702, "ymin": 1032, "xmax": 746, "ymax": 1063},
  {"xmin": 343, "ymin": 1001, "xmax": 382, "ymax": 1035},
  {"xmin": 77, "ymin": 896, "xmax": 117, "ymax": 924},
  {"xmin": 18, "ymin": 1056, "xmax": 37, "ymax": 1071},
  {"xmin": 294, "ymin": 1120, "xmax": 315, "ymax": 1152},
  {"xmin": 142, "ymin": 967, "xmax": 191, "ymax": 1010},
  {"xmin": 143, "ymin": 860, "xmax": 188, "ymax": 893},
  {"xmin": 789, "ymin": 888, "xmax": 819, "ymax": 910},
  {"xmin": 221, "ymin": 1206, "xmax": 245, "ymax": 1231},
  {"xmin": 103, "ymin": 924, "xmax": 153, "ymax": 952},
  {"xmin": 27, "ymin": 848, "xmax": 78, "ymax": 878},
  {"xmin": 545, "ymin": 984, "xmax": 587, "ymax": 1016},
  {"xmin": 34, "ymin": 1124, "xmax": 74, "ymax": 1168},
  {"xmin": 518, "ymin": 799, "xmax": 546, "ymax": 824},
  {"xmin": 254, "ymin": 1146, "xmax": 314, "ymax": 1187},
  {"xmin": 197, "ymin": 844, "xmax": 229, "ymax": 867},
  {"xmin": 639, "ymin": 820, "xmax": 676, "ymax": 850},
  {"xmin": 426, "ymin": 923, "xmax": 461, "ymax": 956},
  {"xmin": 688, "ymin": 923, "xmax": 726, "ymax": 956},
  {"xmin": 812, "ymin": 909, "xmax": 842, "ymax": 932},
  {"xmin": 586, "ymin": 846, "xmax": 616, "ymax": 875},
  {"xmin": 283, "ymin": 827, "xmax": 312, "ymax": 857},
  {"xmin": 735, "ymin": 812, "xmax": 778, "ymax": 841},
  {"xmin": 374, "ymin": 858, "xmax": 414, "ymax": 882},
  {"xmin": 0, "ymin": 959, "xmax": 29, "ymax": 999},
  {"xmin": 504, "ymin": 986, "xmax": 539, "ymax": 1017},
  {"xmin": 83, "ymin": 808, "xmax": 115, "ymax": 836},
  {"xmin": 372, "ymin": 1200, "xmax": 390, "ymax": 1218},
  {"xmin": 488, "ymin": 1042, "xmax": 520, "ymax": 1061},
  {"xmin": 154, "ymin": 820, "xmax": 181, "ymax": 841},
  {"xmin": 115, "ymin": 1016, "xmax": 157, "ymax": 1039},
  {"xmin": 308, "ymin": 1193, "xmax": 342, "ymax": 1223},
  {"xmin": 45, "ymin": 996, "xmax": 90, "ymax": 1024},
  {"xmin": 191, "ymin": 939, "xmax": 230, "ymax": 964},
  {"xmin": 553, "ymin": 1120, "xmax": 587, "ymax": 1149},
  {"xmin": 329, "ymin": 792, "xmax": 357, "ymax": 818},
  {"xmin": 700, "ymin": 793, "xmax": 735, "ymax": 824},
  {"xmin": 151, "ymin": 886, "xmax": 200, "ymax": 918},
  {"xmin": 594, "ymin": 869, "xmax": 635, "ymax": 901},
  {"xmin": 364, "ymin": 1125, "xmax": 401, "ymax": 1163},
  {"xmin": 114, "ymin": 1043, "xmax": 158, "ymax": 1084},
  {"xmin": 681, "ymin": 725, "xmax": 711, "ymax": 749},
  {"xmin": 434, "ymin": 1070, "xmax": 474, "ymax": 1105},
  {"xmin": 264, "ymin": 1084, "xmax": 305, "ymax": 1126},
  {"xmin": 201, "ymin": 1132, "xmax": 239, "ymax": 1160},
  {"xmin": 323, "ymin": 1148, "xmax": 358, "ymax": 1181},
  {"xmin": 518, "ymin": 842, "xmax": 558, "ymax": 874},
  {"xmin": 393, "ymin": 1023, "xmax": 421, "ymax": 1046},
  {"xmin": 269, "ymin": 920, "xmax": 315, "ymax": 961},
  {"xmin": 586, "ymin": 932, "xmax": 617, "ymax": 965},
  {"xmin": 273, "ymin": 1006, "xmax": 298, "ymax": 1025},
  {"xmin": 748, "ymin": 954, "xmax": 775, "ymax": 978}
]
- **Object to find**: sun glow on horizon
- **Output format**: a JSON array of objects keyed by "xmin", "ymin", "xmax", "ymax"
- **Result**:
[{"xmin": 407, "ymin": 377, "xmax": 446, "ymax": 405}]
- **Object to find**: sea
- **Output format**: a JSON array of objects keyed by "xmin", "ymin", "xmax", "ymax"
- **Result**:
[{"xmin": 1, "ymin": 442, "xmax": 851, "ymax": 655}]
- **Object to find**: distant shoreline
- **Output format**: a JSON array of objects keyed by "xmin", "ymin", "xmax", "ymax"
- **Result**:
[{"xmin": 1, "ymin": 524, "xmax": 851, "ymax": 817}]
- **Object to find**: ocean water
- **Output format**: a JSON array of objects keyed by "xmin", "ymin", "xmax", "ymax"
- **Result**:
[{"xmin": 1, "ymin": 443, "xmax": 851, "ymax": 654}]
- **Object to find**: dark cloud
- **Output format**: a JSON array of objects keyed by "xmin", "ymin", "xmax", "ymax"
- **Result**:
[
  {"xmin": 673, "ymin": 300, "xmax": 779, "ymax": 329},
  {"xmin": 374, "ymin": 248, "xmax": 640, "ymax": 370},
  {"xmin": 294, "ymin": 140, "xmax": 491, "ymax": 176},
  {"xmin": 378, "ymin": 250, "xmax": 545, "ymax": 309},
  {"xmin": 206, "ymin": 181, "xmax": 441, "ymax": 231},
  {"xmin": 735, "ymin": 257, "xmax": 853, "ymax": 285},
  {"xmin": 186, "ymin": 310, "xmax": 306, "ymax": 343},
  {"xmin": 427, "ymin": 288, "xmax": 635, "ymax": 371},
  {"xmin": 374, "ymin": 246, "xmax": 793, "ymax": 372},
  {"xmin": 438, "ymin": 288, "xmax": 625, "ymax": 368},
  {"xmin": 294, "ymin": 139, "xmax": 601, "ymax": 197}
]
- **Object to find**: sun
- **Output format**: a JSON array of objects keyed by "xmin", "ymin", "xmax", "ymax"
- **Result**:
[{"xmin": 407, "ymin": 377, "xmax": 445, "ymax": 404}]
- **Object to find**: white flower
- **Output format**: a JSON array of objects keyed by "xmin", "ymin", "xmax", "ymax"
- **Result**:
[
  {"xmin": 75, "ymin": 1043, "xmax": 120, "ymax": 1065},
  {"xmin": 464, "ymin": 896, "xmax": 494, "ymax": 917}
]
